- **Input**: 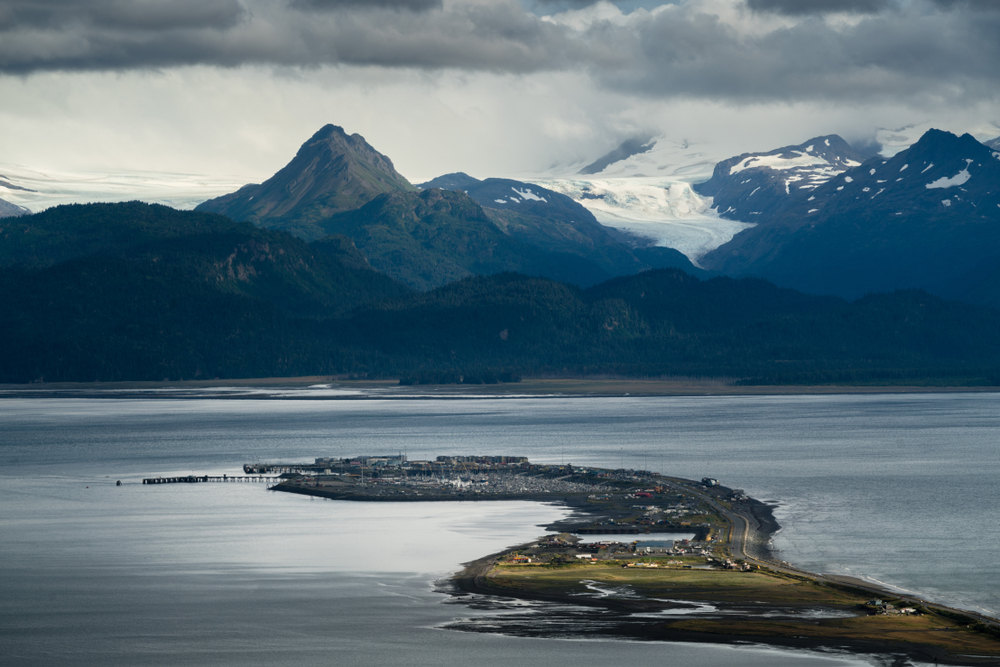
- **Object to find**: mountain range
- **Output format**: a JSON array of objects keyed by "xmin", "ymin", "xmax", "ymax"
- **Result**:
[
  {"xmin": 198, "ymin": 125, "xmax": 707, "ymax": 290},
  {"xmin": 197, "ymin": 123, "xmax": 1000, "ymax": 309},
  {"xmin": 4, "ymin": 122, "xmax": 1000, "ymax": 385},
  {"xmin": 700, "ymin": 129, "xmax": 1000, "ymax": 307}
]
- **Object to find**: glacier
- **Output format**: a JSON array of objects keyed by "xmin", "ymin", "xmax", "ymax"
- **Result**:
[
  {"xmin": 0, "ymin": 163, "xmax": 246, "ymax": 214},
  {"xmin": 533, "ymin": 177, "xmax": 753, "ymax": 266}
]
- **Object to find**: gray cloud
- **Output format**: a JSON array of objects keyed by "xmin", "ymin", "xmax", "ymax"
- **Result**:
[
  {"xmin": 0, "ymin": 0, "xmax": 998, "ymax": 112},
  {"xmin": 530, "ymin": 0, "xmax": 603, "ymax": 6},
  {"xmin": 746, "ymin": 0, "xmax": 893, "ymax": 14},
  {"xmin": 290, "ymin": 0, "xmax": 441, "ymax": 11},
  {"xmin": 747, "ymin": 0, "xmax": 1000, "ymax": 14},
  {"xmin": 599, "ymin": 3, "xmax": 1000, "ymax": 103},
  {"xmin": 930, "ymin": 0, "xmax": 1000, "ymax": 9}
]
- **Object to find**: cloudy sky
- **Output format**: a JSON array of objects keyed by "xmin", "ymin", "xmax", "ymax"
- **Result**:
[{"xmin": 1, "ymin": 0, "xmax": 999, "ymax": 183}]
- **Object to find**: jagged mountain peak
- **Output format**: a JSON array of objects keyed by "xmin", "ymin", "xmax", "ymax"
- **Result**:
[
  {"xmin": 295, "ymin": 124, "xmax": 404, "ymax": 174},
  {"xmin": 784, "ymin": 127, "xmax": 1000, "ymax": 221},
  {"xmin": 195, "ymin": 124, "xmax": 414, "ymax": 240},
  {"xmin": 899, "ymin": 128, "xmax": 985, "ymax": 158},
  {"xmin": 579, "ymin": 135, "xmax": 658, "ymax": 176},
  {"xmin": 708, "ymin": 134, "xmax": 866, "ymax": 189},
  {"xmin": 693, "ymin": 133, "xmax": 867, "ymax": 223}
]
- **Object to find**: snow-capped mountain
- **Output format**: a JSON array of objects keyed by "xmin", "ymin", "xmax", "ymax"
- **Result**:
[
  {"xmin": 700, "ymin": 129, "xmax": 1000, "ymax": 306},
  {"xmin": 556, "ymin": 134, "xmax": 726, "ymax": 182},
  {"xmin": 530, "ymin": 135, "xmax": 872, "ymax": 263},
  {"xmin": 693, "ymin": 135, "xmax": 872, "ymax": 223},
  {"xmin": 783, "ymin": 129, "xmax": 1000, "ymax": 223}
]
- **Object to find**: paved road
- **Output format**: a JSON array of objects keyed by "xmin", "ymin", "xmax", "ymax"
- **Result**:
[{"xmin": 665, "ymin": 476, "xmax": 1000, "ymax": 632}]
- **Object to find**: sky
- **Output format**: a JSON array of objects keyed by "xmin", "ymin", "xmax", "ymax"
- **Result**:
[{"xmin": 1, "ymin": 0, "xmax": 999, "ymax": 184}]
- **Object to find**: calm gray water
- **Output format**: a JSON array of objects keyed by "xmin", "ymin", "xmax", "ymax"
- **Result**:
[{"xmin": 2, "ymin": 392, "xmax": 997, "ymax": 666}]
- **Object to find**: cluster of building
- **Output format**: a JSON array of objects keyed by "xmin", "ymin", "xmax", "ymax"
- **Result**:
[
  {"xmin": 269, "ymin": 454, "xmax": 729, "ymax": 543},
  {"xmin": 866, "ymin": 599, "xmax": 919, "ymax": 615},
  {"xmin": 338, "ymin": 470, "xmax": 601, "ymax": 497},
  {"xmin": 501, "ymin": 536, "xmax": 735, "ymax": 570},
  {"xmin": 277, "ymin": 454, "xmax": 614, "ymax": 498}
]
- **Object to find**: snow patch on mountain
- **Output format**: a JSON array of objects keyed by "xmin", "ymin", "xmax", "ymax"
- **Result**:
[
  {"xmin": 729, "ymin": 151, "xmax": 828, "ymax": 175},
  {"xmin": 512, "ymin": 187, "xmax": 545, "ymax": 202},
  {"xmin": 926, "ymin": 160, "xmax": 973, "ymax": 189}
]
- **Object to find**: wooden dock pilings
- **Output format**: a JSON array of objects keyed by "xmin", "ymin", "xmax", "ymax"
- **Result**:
[{"xmin": 142, "ymin": 475, "xmax": 282, "ymax": 485}]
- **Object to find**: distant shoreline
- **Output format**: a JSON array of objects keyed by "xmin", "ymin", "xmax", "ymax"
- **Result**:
[{"xmin": 2, "ymin": 376, "xmax": 998, "ymax": 399}]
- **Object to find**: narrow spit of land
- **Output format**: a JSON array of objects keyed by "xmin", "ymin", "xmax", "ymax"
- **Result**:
[{"xmin": 265, "ymin": 454, "xmax": 1000, "ymax": 666}]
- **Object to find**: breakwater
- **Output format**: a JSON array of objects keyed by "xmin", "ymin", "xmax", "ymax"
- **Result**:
[{"xmin": 141, "ymin": 475, "xmax": 282, "ymax": 484}]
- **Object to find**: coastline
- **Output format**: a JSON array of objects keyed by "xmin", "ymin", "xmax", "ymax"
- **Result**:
[
  {"xmin": 2, "ymin": 376, "xmax": 998, "ymax": 400},
  {"xmin": 268, "ymin": 465, "xmax": 1000, "ymax": 666},
  {"xmin": 270, "ymin": 469, "xmax": 999, "ymax": 662},
  {"xmin": 446, "ymin": 542, "xmax": 1000, "ymax": 666}
]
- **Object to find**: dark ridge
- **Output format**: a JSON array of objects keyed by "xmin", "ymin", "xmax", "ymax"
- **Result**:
[
  {"xmin": 579, "ymin": 136, "xmax": 657, "ymax": 175},
  {"xmin": 415, "ymin": 172, "xmax": 482, "ymax": 191}
]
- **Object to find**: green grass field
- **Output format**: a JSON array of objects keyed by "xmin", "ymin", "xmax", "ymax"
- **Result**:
[{"xmin": 485, "ymin": 559, "xmax": 1000, "ymax": 659}]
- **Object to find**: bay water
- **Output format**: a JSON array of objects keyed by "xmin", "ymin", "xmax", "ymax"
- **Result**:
[{"xmin": 2, "ymin": 391, "xmax": 998, "ymax": 666}]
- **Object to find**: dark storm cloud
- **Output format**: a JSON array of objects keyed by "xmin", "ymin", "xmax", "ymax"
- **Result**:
[
  {"xmin": 0, "ymin": 0, "xmax": 245, "ymax": 31},
  {"xmin": 0, "ymin": 0, "xmax": 998, "ymax": 108},
  {"xmin": 0, "ymin": 1, "xmax": 578, "ymax": 74}
]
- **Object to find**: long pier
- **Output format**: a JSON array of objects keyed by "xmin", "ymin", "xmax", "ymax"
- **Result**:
[{"xmin": 142, "ymin": 475, "xmax": 283, "ymax": 485}]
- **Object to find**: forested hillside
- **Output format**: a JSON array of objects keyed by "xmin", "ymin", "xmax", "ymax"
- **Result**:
[{"xmin": 3, "ymin": 203, "xmax": 999, "ymax": 386}]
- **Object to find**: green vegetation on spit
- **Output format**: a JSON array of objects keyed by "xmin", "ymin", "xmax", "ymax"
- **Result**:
[{"xmin": 478, "ymin": 559, "xmax": 1000, "ymax": 663}]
